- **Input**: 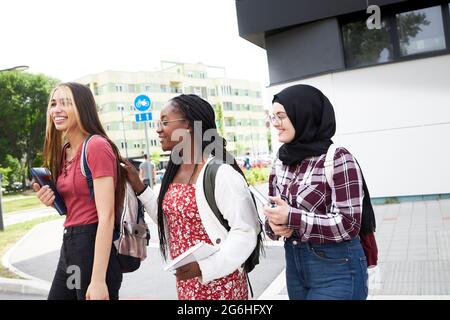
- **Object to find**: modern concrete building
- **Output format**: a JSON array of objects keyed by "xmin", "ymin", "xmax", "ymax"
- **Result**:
[
  {"xmin": 236, "ymin": 0, "xmax": 450, "ymax": 200},
  {"xmin": 75, "ymin": 61, "xmax": 268, "ymax": 160}
]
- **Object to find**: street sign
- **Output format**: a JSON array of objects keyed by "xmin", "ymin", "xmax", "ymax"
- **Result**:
[
  {"xmin": 134, "ymin": 94, "xmax": 152, "ymax": 112},
  {"xmin": 135, "ymin": 112, "xmax": 153, "ymax": 122}
]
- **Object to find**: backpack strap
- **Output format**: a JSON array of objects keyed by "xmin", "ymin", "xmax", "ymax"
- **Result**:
[
  {"xmin": 324, "ymin": 144, "xmax": 337, "ymax": 187},
  {"xmin": 80, "ymin": 135, "xmax": 95, "ymax": 199},
  {"xmin": 202, "ymin": 157, "xmax": 259, "ymax": 298},
  {"xmin": 203, "ymin": 159, "xmax": 231, "ymax": 231}
]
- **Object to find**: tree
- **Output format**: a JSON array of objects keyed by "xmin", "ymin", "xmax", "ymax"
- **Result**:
[
  {"xmin": 150, "ymin": 151, "xmax": 161, "ymax": 168},
  {"xmin": 0, "ymin": 72, "xmax": 59, "ymax": 186},
  {"xmin": 214, "ymin": 103, "xmax": 225, "ymax": 137}
]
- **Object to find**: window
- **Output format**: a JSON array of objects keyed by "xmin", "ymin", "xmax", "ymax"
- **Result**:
[
  {"xmin": 170, "ymin": 86, "xmax": 182, "ymax": 93},
  {"xmin": 145, "ymin": 85, "xmax": 152, "ymax": 92},
  {"xmin": 117, "ymin": 104, "xmax": 125, "ymax": 111},
  {"xmin": 341, "ymin": 4, "xmax": 450, "ymax": 69},
  {"xmin": 342, "ymin": 18, "xmax": 393, "ymax": 67},
  {"xmin": 209, "ymin": 88, "xmax": 216, "ymax": 96},
  {"xmin": 160, "ymin": 84, "xmax": 167, "ymax": 92},
  {"xmin": 397, "ymin": 6, "xmax": 446, "ymax": 56},
  {"xmin": 223, "ymin": 102, "xmax": 233, "ymax": 111},
  {"xmin": 128, "ymin": 84, "xmax": 136, "ymax": 93},
  {"xmin": 115, "ymin": 85, "xmax": 124, "ymax": 92},
  {"xmin": 106, "ymin": 124, "xmax": 111, "ymax": 131},
  {"xmin": 221, "ymin": 85, "xmax": 232, "ymax": 95}
]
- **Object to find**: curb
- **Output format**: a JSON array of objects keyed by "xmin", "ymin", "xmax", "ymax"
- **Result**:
[{"xmin": 1, "ymin": 221, "xmax": 52, "ymax": 296}]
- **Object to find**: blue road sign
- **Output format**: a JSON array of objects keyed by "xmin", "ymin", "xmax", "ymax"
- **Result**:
[
  {"xmin": 135, "ymin": 112, "xmax": 153, "ymax": 122},
  {"xmin": 134, "ymin": 94, "xmax": 152, "ymax": 112}
]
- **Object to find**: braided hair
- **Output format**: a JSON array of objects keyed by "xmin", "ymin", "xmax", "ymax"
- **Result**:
[{"xmin": 157, "ymin": 94, "xmax": 245, "ymax": 260}]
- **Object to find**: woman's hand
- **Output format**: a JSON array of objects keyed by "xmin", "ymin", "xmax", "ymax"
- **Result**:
[
  {"xmin": 175, "ymin": 262, "xmax": 202, "ymax": 281},
  {"xmin": 120, "ymin": 160, "xmax": 146, "ymax": 194},
  {"xmin": 32, "ymin": 183, "xmax": 55, "ymax": 207},
  {"xmin": 263, "ymin": 196, "xmax": 290, "ymax": 225},
  {"xmin": 86, "ymin": 281, "xmax": 109, "ymax": 300}
]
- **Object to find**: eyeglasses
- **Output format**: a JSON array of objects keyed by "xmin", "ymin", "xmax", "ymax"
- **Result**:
[
  {"xmin": 156, "ymin": 118, "xmax": 186, "ymax": 129},
  {"xmin": 266, "ymin": 113, "xmax": 287, "ymax": 125}
]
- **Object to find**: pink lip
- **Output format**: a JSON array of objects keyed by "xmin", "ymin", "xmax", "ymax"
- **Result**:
[{"xmin": 53, "ymin": 118, "xmax": 67, "ymax": 125}]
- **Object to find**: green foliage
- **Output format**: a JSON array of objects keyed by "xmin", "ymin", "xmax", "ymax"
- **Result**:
[
  {"xmin": 151, "ymin": 151, "xmax": 161, "ymax": 167},
  {"xmin": 0, "ymin": 72, "xmax": 59, "ymax": 180},
  {"xmin": 244, "ymin": 167, "xmax": 269, "ymax": 186},
  {"xmin": 1, "ymin": 154, "xmax": 24, "ymax": 187},
  {"xmin": 214, "ymin": 103, "xmax": 225, "ymax": 137},
  {"xmin": 0, "ymin": 167, "xmax": 12, "ymax": 186}
]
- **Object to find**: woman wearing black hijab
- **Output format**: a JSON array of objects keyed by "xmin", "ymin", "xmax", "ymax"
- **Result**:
[{"xmin": 264, "ymin": 84, "xmax": 376, "ymax": 300}]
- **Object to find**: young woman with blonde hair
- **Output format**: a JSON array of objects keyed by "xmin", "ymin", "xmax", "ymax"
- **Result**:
[{"xmin": 33, "ymin": 82, "xmax": 125, "ymax": 300}]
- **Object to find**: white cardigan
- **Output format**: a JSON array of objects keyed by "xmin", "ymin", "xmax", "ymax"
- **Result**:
[{"xmin": 137, "ymin": 157, "xmax": 260, "ymax": 284}]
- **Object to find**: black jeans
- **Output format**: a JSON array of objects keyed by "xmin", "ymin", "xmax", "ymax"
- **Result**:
[{"xmin": 48, "ymin": 223, "xmax": 123, "ymax": 300}]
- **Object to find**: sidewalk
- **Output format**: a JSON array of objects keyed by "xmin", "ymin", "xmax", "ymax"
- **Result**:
[
  {"xmin": 3, "ymin": 207, "xmax": 57, "ymax": 227},
  {"xmin": 2, "ymin": 183, "xmax": 450, "ymax": 299},
  {"xmin": 259, "ymin": 198, "xmax": 450, "ymax": 299}
]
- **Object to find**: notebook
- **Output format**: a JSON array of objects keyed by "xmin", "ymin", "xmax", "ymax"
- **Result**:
[
  {"xmin": 30, "ymin": 167, "xmax": 67, "ymax": 216},
  {"xmin": 164, "ymin": 241, "xmax": 219, "ymax": 272}
]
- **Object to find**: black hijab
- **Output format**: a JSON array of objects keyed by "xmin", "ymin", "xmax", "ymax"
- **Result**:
[
  {"xmin": 273, "ymin": 84, "xmax": 336, "ymax": 166},
  {"xmin": 273, "ymin": 84, "xmax": 376, "ymax": 234}
]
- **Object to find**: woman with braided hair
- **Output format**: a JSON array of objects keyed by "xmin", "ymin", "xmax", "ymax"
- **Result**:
[{"xmin": 121, "ymin": 94, "xmax": 260, "ymax": 300}]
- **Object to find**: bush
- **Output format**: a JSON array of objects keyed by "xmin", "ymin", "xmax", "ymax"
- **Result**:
[{"xmin": 244, "ymin": 167, "xmax": 269, "ymax": 186}]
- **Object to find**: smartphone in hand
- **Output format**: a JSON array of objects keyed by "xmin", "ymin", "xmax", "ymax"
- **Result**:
[
  {"xmin": 30, "ymin": 167, "xmax": 67, "ymax": 215},
  {"xmin": 249, "ymin": 185, "xmax": 276, "ymax": 207}
]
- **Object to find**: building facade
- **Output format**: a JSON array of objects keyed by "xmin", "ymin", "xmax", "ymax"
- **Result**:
[
  {"xmin": 75, "ymin": 61, "xmax": 268, "ymax": 159},
  {"xmin": 236, "ymin": 0, "xmax": 450, "ymax": 200}
]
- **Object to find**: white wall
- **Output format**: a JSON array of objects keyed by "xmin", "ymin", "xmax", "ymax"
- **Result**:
[{"xmin": 267, "ymin": 55, "xmax": 450, "ymax": 197}]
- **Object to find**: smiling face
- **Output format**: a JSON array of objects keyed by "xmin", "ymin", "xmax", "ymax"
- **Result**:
[
  {"xmin": 156, "ymin": 101, "xmax": 189, "ymax": 151},
  {"xmin": 48, "ymin": 87, "xmax": 80, "ymax": 134},
  {"xmin": 271, "ymin": 102, "xmax": 296, "ymax": 143}
]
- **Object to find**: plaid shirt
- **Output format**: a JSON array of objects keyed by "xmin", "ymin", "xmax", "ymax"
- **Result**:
[{"xmin": 265, "ymin": 147, "xmax": 364, "ymax": 243}]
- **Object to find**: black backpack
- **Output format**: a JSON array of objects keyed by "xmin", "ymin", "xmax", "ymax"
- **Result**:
[{"xmin": 203, "ymin": 158, "xmax": 265, "ymax": 296}]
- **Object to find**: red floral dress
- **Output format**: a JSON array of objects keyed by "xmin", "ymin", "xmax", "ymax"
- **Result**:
[{"xmin": 162, "ymin": 183, "xmax": 248, "ymax": 300}]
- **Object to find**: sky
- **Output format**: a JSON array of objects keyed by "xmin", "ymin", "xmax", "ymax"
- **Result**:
[{"xmin": 0, "ymin": 0, "xmax": 270, "ymax": 87}]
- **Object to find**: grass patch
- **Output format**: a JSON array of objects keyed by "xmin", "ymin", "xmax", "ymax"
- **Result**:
[
  {"xmin": 2, "ymin": 197, "xmax": 45, "ymax": 214},
  {"xmin": 0, "ymin": 215, "xmax": 63, "ymax": 279}
]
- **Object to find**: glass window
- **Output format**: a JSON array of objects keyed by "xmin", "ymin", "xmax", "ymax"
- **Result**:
[
  {"xmin": 397, "ymin": 6, "xmax": 446, "ymax": 56},
  {"xmin": 342, "ymin": 18, "xmax": 393, "ymax": 68}
]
